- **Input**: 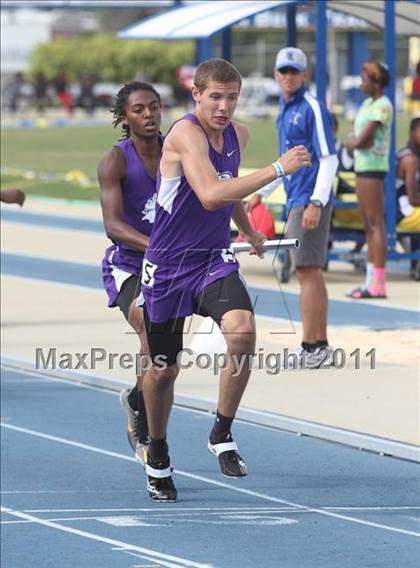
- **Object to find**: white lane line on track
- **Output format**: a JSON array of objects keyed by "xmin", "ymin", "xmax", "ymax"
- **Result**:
[
  {"xmin": 1, "ymin": 423, "xmax": 134, "ymax": 461},
  {"xmin": 2, "ymin": 422, "xmax": 420, "ymax": 538},
  {"xmin": 0, "ymin": 506, "xmax": 210, "ymax": 568},
  {"xmin": 1, "ymin": 506, "xmax": 418, "ymax": 519},
  {"xmin": 5, "ymin": 365, "xmax": 394, "ymax": 451},
  {"xmin": 1, "ymin": 490, "xmax": 145, "ymax": 494},
  {"xmin": 3, "ymin": 366, "xmax": 118, "ymax": 395},
  {"xmin": 2, "ymin": 365, "xmax": 302, "ymax": 440},
  {"xmin": 0, "ymin": 509, "xmax": 306, "ymax": 527},
  {"xmin": 20, "ymin": 507, "xmax": 302, "ymax": 513},
  {"xmin": 324, "ymin": 507, "xmax": 420, "ymax": 511},
  {"xmin": 120, "ymin": 549, "xmax": 196, "ymax": 568},
  {"xmin": 1, "ymin": 507, "xmax": 310, "ymax": 525}
]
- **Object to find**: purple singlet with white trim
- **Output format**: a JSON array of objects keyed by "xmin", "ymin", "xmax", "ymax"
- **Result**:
[
  {"xmin": 142, "ymin": 113, "xmax": 241, "ymax": 322},
  {"xmin": 102, "ymin": 137, "xmax": 161, "ymax": 307}
]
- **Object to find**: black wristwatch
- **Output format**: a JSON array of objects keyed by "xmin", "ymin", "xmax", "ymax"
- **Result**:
[{"xmin": 309, "ymin": 199, "xmax": 323, "ymax": 208}]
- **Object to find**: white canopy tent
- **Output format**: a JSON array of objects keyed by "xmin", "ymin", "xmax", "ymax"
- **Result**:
[{"xmin": 118, "ymin": 0, "xmax": 419, "ymax": 39}]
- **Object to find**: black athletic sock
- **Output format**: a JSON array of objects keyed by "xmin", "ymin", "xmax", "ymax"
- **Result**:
[
  {"xmin": 209, "ymin": 411, "xmax": 234, "ymax": 445},
  {"xmin": 148, "ymin": 436, "xmax": 168, "ymax": 464},
  {"xmin": 301, "ymin": 341, "xmax": 317, "ymax": 353},
  {"xmin": 316, "ymin": 340, "xmax": 329, "ymax": 348},
  {"xmin": 127, "ymin": 386, "xmax": 138, "ymax": 411},
  {"xmin": 137, "ymin": 390, "xmax": 148, "ymax": 443}
]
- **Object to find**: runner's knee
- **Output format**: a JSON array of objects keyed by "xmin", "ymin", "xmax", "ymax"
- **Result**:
[
  {"xmin": 148, "ymin": 364, "xmax": 179, "ymax": 387},
  {"xmin": 223, "ymin": 318, "xmax": 256, "ymax": 353},
  {"xmin": 296, "ymin": 266, "xmax": 320, "ymax": 281}
]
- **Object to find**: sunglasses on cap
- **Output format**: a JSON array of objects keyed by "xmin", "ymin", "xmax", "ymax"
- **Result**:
[{"xmin": 278, "ymin": 67, "xmax": 301, "ymax": 75}]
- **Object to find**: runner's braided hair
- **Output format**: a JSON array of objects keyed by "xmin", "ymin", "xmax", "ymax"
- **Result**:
[{"xmin": 111, "ymin": 81, "xmax": 161, "ymax": 139}]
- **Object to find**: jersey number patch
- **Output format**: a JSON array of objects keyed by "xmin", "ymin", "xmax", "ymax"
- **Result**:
[{"xmin": 141, "ymin": 260, "xmax": 157, "ymax": 287}]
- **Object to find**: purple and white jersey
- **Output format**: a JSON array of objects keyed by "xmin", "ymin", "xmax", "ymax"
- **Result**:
[
  {"xmin": 142, "ymin": 114, "xmax": 241, "ymax": 322},
  {"xmin": 102, "ymin": 136, "xmax": 162, "ymax": 307}
]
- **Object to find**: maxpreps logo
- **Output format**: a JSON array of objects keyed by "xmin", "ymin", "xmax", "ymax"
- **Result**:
[{"xmin": 218, "ymin": 171, "xmax": 233, "ymax": 180}]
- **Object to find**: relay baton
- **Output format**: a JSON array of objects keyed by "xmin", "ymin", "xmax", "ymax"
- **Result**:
[{"xmin": 231, "ymin": 238, "xmax": 299, "ymax": 252}]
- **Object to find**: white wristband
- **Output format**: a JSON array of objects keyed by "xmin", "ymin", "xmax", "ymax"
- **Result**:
[{"xmin": 272, "ymin": 162, "xmax": 285, "ymax": 178}]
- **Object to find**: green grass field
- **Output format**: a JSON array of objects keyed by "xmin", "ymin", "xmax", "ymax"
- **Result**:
[{"xmin": 1, "ymin": 114, "xmax": 410, "ymax": 201}]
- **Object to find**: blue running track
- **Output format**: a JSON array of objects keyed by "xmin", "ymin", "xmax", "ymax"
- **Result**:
[
  {"xmin": 2, "ymin": 251, "xmax": 418, "ymax": 330},
  {"xmin": 1, "ymin": 366, "xmax": 419, "ymax": 568},
  {"xmin": 2, "ymin": 208, "xmax": 419, "ymax": 329}
]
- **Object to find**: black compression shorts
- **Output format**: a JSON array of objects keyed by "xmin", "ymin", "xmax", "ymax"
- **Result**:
[
  {"xmin": 116, "ymin": 274, "xmax": 142, "ymax": 321},
  {"xmin": 144, "ymin": 271, "xmax": 254, "ymax": 367}
]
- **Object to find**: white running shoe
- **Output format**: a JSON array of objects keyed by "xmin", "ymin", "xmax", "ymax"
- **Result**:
[
  {"xmin": 315, "ymin": 344, "xmax": 335, "ymax": 367},
  {"xmin": 281, "ymin": 345, "xmax": 334, "ymax": 370}
]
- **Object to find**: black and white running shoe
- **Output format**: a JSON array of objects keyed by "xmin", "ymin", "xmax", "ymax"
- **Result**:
[
  {"xmin": 119, "ymin": 389, "xmax": 148, "ymax": 466},
  {"xmin": 145, "ymin": 456, "xmax": 177, "ymax": 502},
  {"xmin": 208, "ymin": 440, "xmax": 248, "ymax": 478}
]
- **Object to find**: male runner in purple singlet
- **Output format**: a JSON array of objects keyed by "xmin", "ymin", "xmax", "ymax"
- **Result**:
[
  {"xmin": 141, "ymin": 59, "xmax": 311, "ymax": 501},
  {"xmin": 98, "ymin": 82, "xmax": 163, "ymax": 464}
]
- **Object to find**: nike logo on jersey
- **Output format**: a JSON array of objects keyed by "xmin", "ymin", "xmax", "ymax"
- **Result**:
[
  {"xmin": 209, "ymin": 270, "xmax": 219, "ymax": 276},
  {"xmin": 227, "ymin": 150, "xmax": 236, "ymax": 157}
]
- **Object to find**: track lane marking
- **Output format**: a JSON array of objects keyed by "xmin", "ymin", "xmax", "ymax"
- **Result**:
[
  {"xmin": 0, "ymin": 506, "xmax": 211, "ymax": 568},
  {"xmin": 2, "ymin": 422, "xmax": 420, "ymax": 538}
]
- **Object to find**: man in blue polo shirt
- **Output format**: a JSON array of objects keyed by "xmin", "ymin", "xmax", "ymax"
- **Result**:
[{"xmin": 254, "ymin": 47, "xmax": 338, "ymax": 368}]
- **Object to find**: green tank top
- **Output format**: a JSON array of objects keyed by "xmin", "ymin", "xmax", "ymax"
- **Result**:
[{"xmin": 353, "ymin": 95, "xmax": 393, "ymax": 173}]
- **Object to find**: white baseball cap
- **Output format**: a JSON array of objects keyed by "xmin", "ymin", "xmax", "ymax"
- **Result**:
[{"xmin": 275, "ymin": 47, "xmax": 307, "ymax": 71}]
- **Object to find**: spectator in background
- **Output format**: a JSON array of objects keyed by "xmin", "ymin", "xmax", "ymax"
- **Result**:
[
  {"xmin": 396, "ymin": 117, "xmax": 420, "ymax": 229},
  {"xmin": 79, "ymin": 73, "xmax": 96, "ymax": 115},
  {"xmin": 250, "ymin": 47, "xmax": 338, "ymax": 369},
  {"xmin": 396, "ymin": 117, "xmax": 420, "ymax": 278},
  {"xmin": 411, "ymin": 61, "xmax": 420, "ymax": 102},
  {"xmin": 330, "ymin": 113, "xmax": 365, "ymax": 255},
  {"xmin": 331, "ymin": 113, "xmax": 354, "ymax": 176},
  {"xmin": 1, "ymin": 189, "xmax": 25, "ymax": 206},
  {"xmin": 346, "ymin": 62, "xmax": 393, "ymax": 299},
  {"xmin": 7, "ymin": 72, "xmax": 24, "ymax": 113},
  {"xmin": 176, "ymin": 64, "xmax": 196, "ymax": 108},
  {"xmin": 33, "ymin": 72, "xmax": 49, "ymax": 114},
  {"xmin": 54, "ymin": 67, "xmax": 73, "ymax": 116}
]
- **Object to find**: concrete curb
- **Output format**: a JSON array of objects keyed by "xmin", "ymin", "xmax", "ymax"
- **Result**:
[{"xmin": 2, "ymin": 356, "xmax": 419, "ymax": 464}]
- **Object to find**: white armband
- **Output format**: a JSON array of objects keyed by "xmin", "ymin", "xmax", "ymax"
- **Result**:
[
  {"xmin": 271, "ymin": 161, "xmax": 285, "ymax": 178},
  {"xmin": 311, "ymin": 154, "xmax": 339, "ymax": 205}
]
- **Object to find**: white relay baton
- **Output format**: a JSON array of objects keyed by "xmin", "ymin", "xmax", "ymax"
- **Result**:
[{"xmin": 230, "ymin": 238, "xmax": 299, "ymax": 252}]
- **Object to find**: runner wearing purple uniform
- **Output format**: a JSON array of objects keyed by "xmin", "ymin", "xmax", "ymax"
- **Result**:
[
  {"xmin": 142, "ymin": 112, "xmax": 241, "ymax": 323},
  {"xmin": 140, "ymin": 59, "xmax": 311, "ymax": 502},
  {"xmin": 98, "ymin": 82, "xmax": 163, "ymax": 464}
]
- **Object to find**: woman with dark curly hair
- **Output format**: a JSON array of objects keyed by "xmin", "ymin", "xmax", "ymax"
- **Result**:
[{"xmin": 346, "ymin": 62, "xmax": 393, "ymax": 299}]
